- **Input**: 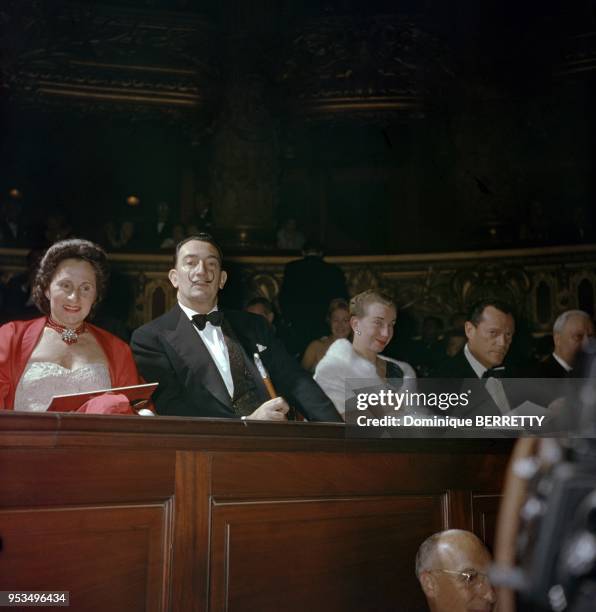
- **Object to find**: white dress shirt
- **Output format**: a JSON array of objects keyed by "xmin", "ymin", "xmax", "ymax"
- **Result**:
[
  {"xmin": 178, "ymin": 302, "xmax": 234, "ymax": 398},
  {"xmin": 552, "ymin": 352, "xmax": 572, "ymax": 373},
  {"xmin": 464, "ymin": 344, "xmax": 510, "ymax": 414}
]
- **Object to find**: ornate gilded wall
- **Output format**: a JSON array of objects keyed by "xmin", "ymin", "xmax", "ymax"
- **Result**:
[{"xmin": 2, "ymin": 245, "xmax": 594, "ymax": 333}]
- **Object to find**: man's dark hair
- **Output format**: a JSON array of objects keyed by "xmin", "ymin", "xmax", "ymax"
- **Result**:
[
  {"xmin": 245, "ymin": 296, "xmax": 274, "ymax": 315},
  {"xmin": 467, "ymin": 299, "xmax": 514, "ymax": 326},
  {"xmin": 173, "ymin": 233, "xmax": 223, "ymax": 267},
  {"xmin": 302, "ymin": 240, "xmax": 324, "ymax": 256}
]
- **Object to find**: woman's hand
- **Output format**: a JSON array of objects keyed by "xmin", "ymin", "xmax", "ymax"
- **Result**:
[{"xmin": 76, "ymin": 393, "xmax": 134, "ymax": 415}]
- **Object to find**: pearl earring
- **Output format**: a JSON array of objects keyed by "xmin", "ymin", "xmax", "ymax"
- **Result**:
[{"xmin": 355, "ymin": 329, "xmax": 362, "ymax": 336}]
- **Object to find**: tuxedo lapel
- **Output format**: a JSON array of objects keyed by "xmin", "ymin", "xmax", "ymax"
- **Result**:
[
  {"xmin": 164, "ymin": 307, "xmax": 232, "ymax": 410},
  {"xmin": 460, "ymin": 351, "xmax": 509, "ymax": 416},
  {"xmin": 456, "ymin": 350, "xmax": 479, "ymax": 377}
]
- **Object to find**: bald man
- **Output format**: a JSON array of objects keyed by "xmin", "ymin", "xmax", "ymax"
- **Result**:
[{"xmin": 416, "ymin": 530, "xmax": 497, "ymax": 612}]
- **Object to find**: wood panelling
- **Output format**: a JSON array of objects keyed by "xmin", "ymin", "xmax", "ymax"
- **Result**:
[
  {"xmin": 170, "ymin": 452, "xmax": 212, "ymax": 612},
  {"xmin": 210, "ymin": 450, "xmax": 508, "ymax": 499},
  {"xmin": 210, "ymin": 496, "xmax": 444, "ymax": 612},
  {"xmin": 0, "ymin": 504, "xmax": 171, "ymax": 612},
  {"xmin": 0, "ymin": 448, "xmax": 175, "ymax": 507},
  {"xmin": 0, "ymin": 414, "xmax": 512, "ymax": 611},
  {"xmin": 472, "ymin": 494, "xmax": 502, "ymax": 548}
]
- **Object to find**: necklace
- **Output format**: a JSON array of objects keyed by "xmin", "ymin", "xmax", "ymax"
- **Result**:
[{"xmin": 46, "ymin": 317, "xmax": 87, "ymax": 345}]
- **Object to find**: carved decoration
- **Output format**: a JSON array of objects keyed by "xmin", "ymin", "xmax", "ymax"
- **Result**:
[
  {"xmin": 1, "ymin": 1, "xmax": 216, "ymax": 113},
  {"xmin": 531, "ymin": 272, "xmax": 556, "ymax": 331},
  {"xmin": 137, "ymin": 277, "xmax": 175, "ymax": 328},
  {"xmin": 451, "ymin": 266, "xmax": 532, "ymax": 314},
  {"xmin": 345, "ymin": 266, "xmax": 383, "ymax": 296},
  {"xmin": 281, "ymin": 14, "xmax": 451, "ymax": 119},
  {"xmin": 210, "ymin": 75, "xmax": 280, "ymax": 233},
  {"xmin": 246, "ymin": 273, "xmax": 281, "ymax": 306},
  {"xmin": 570, "ymin": 271, "xmax": 596, "ymax": 315},
  {"xmin": 558, "ymin": 31, "xmax": 596, "ymax": 76},
  {"xmin": 3, "ymin": 246, "xmax": 595, "ymax": 331}
]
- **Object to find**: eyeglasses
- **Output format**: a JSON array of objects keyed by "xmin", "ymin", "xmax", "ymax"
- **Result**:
[{"xmin": 430, "ymin": 569, "xmax": 491, "ymax": 587}]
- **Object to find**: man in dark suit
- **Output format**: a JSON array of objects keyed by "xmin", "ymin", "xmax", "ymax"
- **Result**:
[
  {"xmin": 279, "ymin": 241, "xmax": 348, "ymax": 356},
  {"xmin": 131, "ymin": 234, "xmax": 342, "ymax": 421},
  {"xmin": 534, "ymin": 310, "xmax": 594, "ymax": 378},
  {"xmin": 433, "ymin": 299, "xmax": 516, "ymax": 416}
]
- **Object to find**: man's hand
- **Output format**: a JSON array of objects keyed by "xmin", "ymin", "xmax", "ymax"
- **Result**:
[{"xmin": 247, "ymin": 397, "xmax": 289, "ymax": 421}]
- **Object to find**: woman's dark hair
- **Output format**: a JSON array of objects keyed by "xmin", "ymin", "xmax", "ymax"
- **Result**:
[{"xmin": 32, "ymin": 238, "xmax": 110, "ymax": 317}]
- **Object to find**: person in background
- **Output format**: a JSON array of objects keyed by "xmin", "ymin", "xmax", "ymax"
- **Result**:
[
  {"xmin": 416, "ymin": 529, "xmax": 497, "ymax": 612},
  {"xmin": 279, "ymin": 241, "xmax": 348, "ymax": 356},
  {"xmin": 0, "ymin": 239, "xmax": 143, "ymax": 412},
  {"xmin": 160, "ymin": 223, "xmax": 186, "ymax": 250},
  {"xmin": 244, "ymin": 296, "xmax": 275, "ymax": 326},
  {"xmin": 302, "ymin": 298, "xmax": 351, "ymax": 373},
  {"xmin": 314, "ymin": 290, "xmax": 415, "ymax": 418},
  {"xmin": 433, "ymin": 299, "xmax": 516, "ymax": 417},
  {"xmin": 0, "ymin": 249, "xmax": 44, "ymax": 324},
  {"xmin": 0, "ymin": 192, "xmax": 29, "ymax": 247},
  {"xmin": 533, "ymin": 310, "xmax": 594, "ymax": 377},
  {"xmin": 103, "ymin": 219, "xmax": 142, "ymax": 251},
  {"xmin": 276, "ymin": 217, "xmax": 305, "ymax": 251},
  {"xmin": 434, "ymin": 300, "xmax": 515, "ymax": 380},
  {"xmin": 147, "ymin": 201, "xmax": 173, "ymax": 249},
  {"xmin": 44, "ymin": 209, "xmax": 73, "ymax": 245},
  {"xmin": 442, "ymin": 329, "xmax": 467, "ymax": 358}
]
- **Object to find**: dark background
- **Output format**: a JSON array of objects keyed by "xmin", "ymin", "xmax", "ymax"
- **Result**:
[{"xmin": 0, "ymin": 0, "xmax": 594, "ymax": 254}]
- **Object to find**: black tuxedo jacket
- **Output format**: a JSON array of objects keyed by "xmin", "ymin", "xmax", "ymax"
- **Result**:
[
  {"xmin": 279, "ymin": 256, "xmax": 348, "ymax": 348},
  {"xmin": 432, "ymin": 350, "xmax": 510, "ymax": 417},
  {"xmin": 532, "ymin": 354, "xmax": 569, "ymax": 378},
  {"xmin": 131, "ymin": 305, "xmax": 342, "ymax": 421}
]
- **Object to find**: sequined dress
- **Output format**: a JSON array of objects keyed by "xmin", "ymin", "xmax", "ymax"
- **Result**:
[{"xmin": 13, "ymin": 362, "xmax": 111, "ymax": 412}]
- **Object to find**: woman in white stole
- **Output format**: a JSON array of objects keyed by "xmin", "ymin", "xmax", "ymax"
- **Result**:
[{"xmin": 314, "ymin": 290, "xmax": 416, "ymax": 420}]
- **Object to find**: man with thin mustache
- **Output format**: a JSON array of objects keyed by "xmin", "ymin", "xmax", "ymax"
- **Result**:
[{"xmin": 131, "ymin": 234, "xmax": 342, "ymax": 422}]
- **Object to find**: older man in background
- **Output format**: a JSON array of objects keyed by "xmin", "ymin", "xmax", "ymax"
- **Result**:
[
  {"xmin": 535, "ymin": 310, "xmax": 594, "ymax": 377},
  {"xmin": 416, "ymin": 529, "xmax": 497, "ymax": 612}
]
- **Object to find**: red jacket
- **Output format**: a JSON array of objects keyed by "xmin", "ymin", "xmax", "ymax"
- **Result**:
[{"xmin": 0, "ymin": 317, "xmax": 141, "ymax": 410}]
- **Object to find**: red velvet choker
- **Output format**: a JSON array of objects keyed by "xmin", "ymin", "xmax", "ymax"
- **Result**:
[{"xmin": 46, "ymin": 317, "xmax": 87, "ymax": 345}]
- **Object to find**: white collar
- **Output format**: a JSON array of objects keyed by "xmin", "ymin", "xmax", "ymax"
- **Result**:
[
  {"xmin": 178, "ymin": 301, "xmax": 219, "ymax": 321},
  {"xmin": 464, "ymin": 343, "xmax": 489, "ymax": 379},
  {"xmin": 552, "ymin": 352, "xmax": 573, "ymax": 372}
]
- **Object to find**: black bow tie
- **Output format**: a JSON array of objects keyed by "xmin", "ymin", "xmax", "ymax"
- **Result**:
[
  {"xmin": 482, "ymin": 366, "xmax": 505, "ymax": 379},
  {"xmin": 192, "ymin": 311, "xmax": 224, "ymax": 331}
]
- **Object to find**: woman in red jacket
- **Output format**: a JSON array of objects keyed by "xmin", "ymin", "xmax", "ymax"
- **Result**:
[{"xmin": 0, "ymin": 238, "xmax": 142, "ymax": 412}]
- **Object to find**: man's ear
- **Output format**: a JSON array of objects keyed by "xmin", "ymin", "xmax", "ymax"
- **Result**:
[
  {"xmin": 419, "ymin": 571, "xmax": 437, "ymax": 599},
  {"xmin": 350, "ymin": 315, "xmax": 359, "ymax": 334},
  {"xmin": 219, "ymin": 270, "xmax": 227, "ymax": 290},
  {"xmin": 553, "ymin": 331, "xmax": 561, "ymax": 353},
  {"xmin": 464, "ymin": 321, "xmax": 475, "ymax": 341},
  {"xmin": 168, "ymin": 268, "xmax": 179, "ymax": 288}
]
